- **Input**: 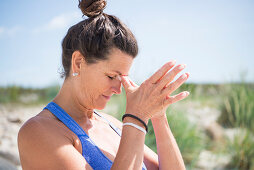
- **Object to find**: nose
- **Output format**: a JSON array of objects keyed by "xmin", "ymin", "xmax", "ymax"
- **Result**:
[{"xmin": 112, "ymin": 80, "xmax": 122, "ymax": 94}]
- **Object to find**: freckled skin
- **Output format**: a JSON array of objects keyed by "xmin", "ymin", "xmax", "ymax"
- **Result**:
[{"xmin": 74, "ymin": 48, "xmax": 134, "ymax": 110}]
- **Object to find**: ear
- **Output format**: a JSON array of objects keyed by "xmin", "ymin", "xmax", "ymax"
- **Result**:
[{"xmin": 71, "ymin": 51, "xmax": 84, "ymax": 75}]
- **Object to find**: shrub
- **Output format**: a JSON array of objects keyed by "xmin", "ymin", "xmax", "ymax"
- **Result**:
[
  {"xmin": 218, "ymin": 82, "xmax": 254, "ymax": 169},
  {"xmin": 218, "ymin": 83, "xmax": 254, "ymax": 131},
  {"xmin": 226, "ymin": 129, "xmax": 254, "ymax": 170}
]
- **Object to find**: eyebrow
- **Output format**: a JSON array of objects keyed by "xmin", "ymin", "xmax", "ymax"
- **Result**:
[{"xmin": 112, "ymin": 70, "xmax": 128, "ymax": 76}]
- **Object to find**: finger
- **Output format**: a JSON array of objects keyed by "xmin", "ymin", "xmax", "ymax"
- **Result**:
[
  {"xmin": 164, "ymin": 91, "xmax": 190, "ymax": 105},
  {"xmin": 120, "ymin": 76, "xmax": 133, "ymax": 92},
  {"xmin": 157, "ymin": 64, "xmax": 186, "ymax": 89},
  {"xmin": 162, "ymin": 72, "xmax": 189, "ymax": 95},
  {"xmin": 127, "ymin": 77, "xmax": 139, "ymax": 87},
  {"xmin": 148, "ymin": 60, "xmax": 176, "ymax": 84}
]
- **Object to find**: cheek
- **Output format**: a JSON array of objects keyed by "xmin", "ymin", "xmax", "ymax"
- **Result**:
[
  {"xmin": 98, "ymin": 79, "xmax": 112, "ymax": 93},
  {"xmin": 87, "ymin": 77, "xmax": 110, "ymax": 96},
  {"xmin": 97, "ymin": 75, "xmax": 111, "ymax": 87},
  {"xmin": 79, "ymin": 74, "xmax": 112, "ymax": 100}
]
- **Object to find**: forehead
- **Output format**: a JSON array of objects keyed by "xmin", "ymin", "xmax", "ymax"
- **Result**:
[{"xmin": 102, "ymin": 48, "xmax": 134, "ymax": 74}]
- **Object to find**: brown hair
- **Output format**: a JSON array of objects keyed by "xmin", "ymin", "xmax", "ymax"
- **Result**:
[{"xmin": 60, "ymin": 0, "xmax": 138, "ymax": 79}]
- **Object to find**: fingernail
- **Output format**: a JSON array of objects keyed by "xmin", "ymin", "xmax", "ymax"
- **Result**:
[
  {"xmin": 117, "ymin": 75, "xmax": 121, "ymax": 81},
  {"xmin": 180, "ymin": 74, "xmax": 187, "ymax": 79},
  {"xmin": 179, "ymin": 64, "xmax": 186, "ymax": 69},
  {"xmin": 186, "ymin": 91, "xmax": 190, "ymax": 95},
  {"xmin": 170, "ymin": 60, "xmax": 176, "ymax": 63},
  {"xmin": 185, "ymin": 72, "xmax": 190, "ymax": 78}
]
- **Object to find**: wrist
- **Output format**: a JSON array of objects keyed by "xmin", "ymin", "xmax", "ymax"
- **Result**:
[
  {"xmin": 151, "ymin": 113, "xmax": 167, "ymax": 122},
  {"xmin": 123, "ymin": 117, "xmax": 145, "ymax": 127},
  {"xmin": 122, "ymin": 114, "xmax": 148, "ymax": 132},
  {"xmin": 122, "ymin": 122, "xmax": 147, "ymax": 135},
  {"xmin": 151, "ymin": 114, "xmax": 170, "ymax": 131},
  {"xmin": 125, "ymin": 109, "xmax": 149, "ymax": 124}
]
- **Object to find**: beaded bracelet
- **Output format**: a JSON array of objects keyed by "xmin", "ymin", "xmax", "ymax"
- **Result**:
[
  {"xmin": 122, "ymin": 122, "xmax": 147, "ymax": 135},
  {"xmin": 122, "ymin": 114, "xmax": 148, "ymax": 132}
]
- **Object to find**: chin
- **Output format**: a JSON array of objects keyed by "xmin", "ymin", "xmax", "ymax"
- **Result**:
[{"xmin": 95, "ymin": 102, "xmax": 108, "ymax": 110}]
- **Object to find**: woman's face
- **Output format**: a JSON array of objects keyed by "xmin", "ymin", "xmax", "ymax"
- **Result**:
[{"xmin": 75, "ymin": 48, "xmax": 134, "ymax": 110}]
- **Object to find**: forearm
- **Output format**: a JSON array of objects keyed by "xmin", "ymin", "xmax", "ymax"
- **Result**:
[
  {"xmin": 111, "ymin": 117, "xmax": 146, "ymax": 170},
  {"xmin": 151, "ymin": 114, "xmax": 185, "ymax": 170}
]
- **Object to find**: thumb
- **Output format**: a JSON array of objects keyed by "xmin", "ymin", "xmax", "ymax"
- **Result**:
[
  {"xmin": 128, "ymin": 77, "xmax": 139, "ymax": 88},
  {"xmin": 119, "ymin": 75, "xmax": 133, "ymax": 92}
]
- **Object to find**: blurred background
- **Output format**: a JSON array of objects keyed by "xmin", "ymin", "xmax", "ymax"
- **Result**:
[{"xmin": 0, "ymin": 0, "xmax": 253, "ymax": 169}]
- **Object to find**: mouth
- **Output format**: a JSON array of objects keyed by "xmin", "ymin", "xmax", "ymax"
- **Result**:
[{"xmin": 102, "ymin": 95, "xmax": 111, "ymax": 100}]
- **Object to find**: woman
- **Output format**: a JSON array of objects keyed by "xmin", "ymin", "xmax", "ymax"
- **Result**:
[{"xmin": 18, "ymin": 0, "xmax": 190, "ymax": 169}]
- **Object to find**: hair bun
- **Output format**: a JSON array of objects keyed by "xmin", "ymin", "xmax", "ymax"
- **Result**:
[{"xmin": 79, "ymin": 0, "xmax": 107, "ymax": 18}]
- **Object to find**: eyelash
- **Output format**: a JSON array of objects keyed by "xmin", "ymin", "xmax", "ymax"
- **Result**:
[{"xmin": 107, "ymin": 75, "xmax": 116, "ymax": 80}]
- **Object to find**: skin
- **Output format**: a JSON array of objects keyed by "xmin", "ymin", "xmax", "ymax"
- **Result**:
[{"xmin": 18, "ymin": 48, "xmax": 189, "ymax": 169}]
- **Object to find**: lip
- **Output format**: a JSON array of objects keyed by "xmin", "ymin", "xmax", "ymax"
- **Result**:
[{"xmin": 102, "ymin": 95, "xmax": 111, "ymax": 100}]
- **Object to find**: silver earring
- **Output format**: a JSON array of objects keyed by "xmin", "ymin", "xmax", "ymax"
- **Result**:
[{"xmin": 72, "ymin": 72, "xmax": 78, "ymax": 76}]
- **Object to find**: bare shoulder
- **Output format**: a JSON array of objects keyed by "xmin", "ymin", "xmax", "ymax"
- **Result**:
[
  {"xmin": 18, "ymin": 113, "xmax": 53, "ymax": 144},
  {"xmin": 18, "ymin": 110, "xmax": 71, "ymax": 144},
  {"xmin": 18, "ymin": 110, "xmax": 91, "ymax": 170}
]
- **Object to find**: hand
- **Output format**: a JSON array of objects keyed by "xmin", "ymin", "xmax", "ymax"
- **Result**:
[{"xmin": 120, "ymin": 60, "xmax": 190, "ymax": 122}]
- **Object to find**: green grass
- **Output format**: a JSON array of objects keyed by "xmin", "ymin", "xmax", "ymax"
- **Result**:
[
  {"xmin": 0, "ymin": 85, "xmax": 60, "ymax": 106},
  {"xmin": 218, "ymin": 83, "xmax": 254, "ymax": 131},
  {"xmin": 217, "ymin": 82, "xmax": 254, "ymax": 169},
  {"xmin": 226, "ymin": 129, "xmax": 254, "ymax": 170}
]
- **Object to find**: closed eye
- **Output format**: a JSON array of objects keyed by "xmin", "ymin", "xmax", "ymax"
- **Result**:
[{"xmin": 107, "ymin": 75, "xmax": 116, "ymax": 80}]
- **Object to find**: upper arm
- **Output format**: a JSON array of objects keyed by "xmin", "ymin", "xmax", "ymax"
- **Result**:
[
  {"xmin": 101, "ymin": 113, "xmax": 159, "ymax": 169},
  {"xmin": 18, "ymin": 118, "xmax": 92, "ymax": 170}
]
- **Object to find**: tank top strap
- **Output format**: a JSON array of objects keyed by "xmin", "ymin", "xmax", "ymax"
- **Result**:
[
  {"xmin": 43, "ymin": 102, "xmax": 113, "ymax": 169},
  {"xmin": 43, "ymin": 102, "xmax": 88, "ymax": 137},
  {"xmin": 94, "ymin": 110, "xmax": 147, "ymax": 170},
  {"xmin": 43, "ymin": 102, "xmax": 147, "ymax": 170},
  {"xmin": 93, "ymin": 110, "xmax": 122, "ymax": 136}
]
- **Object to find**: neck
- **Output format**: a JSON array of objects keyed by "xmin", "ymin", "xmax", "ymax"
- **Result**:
[{"xmin": 52, "ymin": 79, "xmax": 95, "ymax": 122}]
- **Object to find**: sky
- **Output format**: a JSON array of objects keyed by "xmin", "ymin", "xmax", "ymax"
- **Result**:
[{"xmin": 0, "ymin": 0, "xmax": 253, "ymax": 88}]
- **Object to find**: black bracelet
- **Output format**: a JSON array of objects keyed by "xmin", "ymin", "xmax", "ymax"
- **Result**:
[{"xmin": 122, "ymin": 114, "xmax": 148, "ymax": 132}]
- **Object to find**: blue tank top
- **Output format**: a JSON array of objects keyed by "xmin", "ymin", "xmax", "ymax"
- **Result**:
[{"xmin": 44, "ymin": 102, "xmax": 147, "ymax": 170}]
